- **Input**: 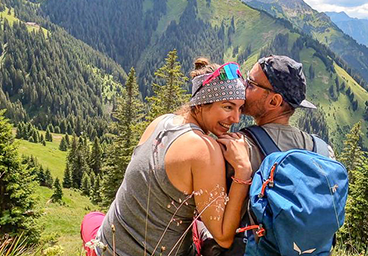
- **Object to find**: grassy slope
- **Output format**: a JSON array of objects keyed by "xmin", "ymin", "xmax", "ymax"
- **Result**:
[
  {"xmin": 237, "ymin": 0, "xmax": 368, "ymax": 149},
  {"xmin": 197, "ymin": 0, "xmax": 288, "ymax": 70},
  {"xmin": 204, "ymin": 0, "xmax": 365, "ymax": 150},
  {"xmin": 15, "ymin": 131, "xmax": 95, "ymax": 256},
  {"xmin": 0, "ymin": 7, "xmax": 49, "ymax": 36},
  {"xmin": 202, "ymin": 0, "xmax": 368, "ymax": 149},
  {"xmin": 16, "ymin": 131, "xmax": 67, "ymax": 180},
  {"xmin": 35, "ymin": 186, "xmax": 96, "ymax": 256}
]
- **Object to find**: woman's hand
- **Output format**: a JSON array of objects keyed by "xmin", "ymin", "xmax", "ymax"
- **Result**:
[{"xmin": 217, "ymin": 133, "xmax": 251, "ymax": 179}]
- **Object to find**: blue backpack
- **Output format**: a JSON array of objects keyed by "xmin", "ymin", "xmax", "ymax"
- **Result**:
[{"xmin": 239, "ymin": 126, "xmax": 349, "ymax": 256}]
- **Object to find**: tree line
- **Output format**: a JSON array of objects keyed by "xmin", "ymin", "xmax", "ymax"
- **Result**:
[
  {"xmin": 0, "ymin": 13, "xmax": 127, "ymax": 141},
  {"xmin": 1, "ymin": 50, "xmax": 368, "ymax": 255}
]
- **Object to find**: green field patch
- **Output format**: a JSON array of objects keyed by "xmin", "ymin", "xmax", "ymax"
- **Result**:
[
  {"xmin": 297, "ymin": 47, "xmax": 368, "ymax": 149},
  {"xmin": 1, "ymin": 7, "xmax": 49, "ymax": 37},
  {"xmin": 16, "ymin": 131, "xmax": 67, "ymax": 180},
  {"xmin": 35, "ymin": 186, "xmax": 97, "ymax": 256}
]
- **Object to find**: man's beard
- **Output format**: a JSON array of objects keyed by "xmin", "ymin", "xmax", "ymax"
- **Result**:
[{"xmin": 244, "ymin": 100, "xmax": 267, "ymax": 120}]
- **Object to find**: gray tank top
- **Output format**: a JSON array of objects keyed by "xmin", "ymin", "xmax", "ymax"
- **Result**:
[{"xmin": 97, "ymin": 114, "xmax": 203, "ymax": 256}]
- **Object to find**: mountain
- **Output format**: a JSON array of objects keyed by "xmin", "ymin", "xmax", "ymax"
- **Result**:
[
  {"xmin": 326, "ymin": 11, "xmax": 368, "ymax": 47},
  {"xmin": 242, "ymin": 0, "xmax": 368, "ymax": 90},
  {"xmin": 0, "ymin": 0, "xmax": 367, "ymax": 149},
  {"xmin": 38, "ymin": 0, "xmax": 368, "ymax": 150},
  {"xmin": 0, "ymin": 0, "xmax": 127, "ymax": 139}
]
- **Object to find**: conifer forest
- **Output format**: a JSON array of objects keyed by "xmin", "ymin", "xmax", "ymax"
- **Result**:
[{"xmin": 0, "ymin": 0, "xmax": 368, "ymax": 255}]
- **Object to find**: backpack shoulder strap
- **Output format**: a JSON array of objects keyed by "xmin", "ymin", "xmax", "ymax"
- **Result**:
[
  {"xmin": 244, "ymin": 126, "xmax": 281, "ymax": 156},
  {"xmin": 311, "ymin": 135, "xmax": 330, "ymax": 158}
]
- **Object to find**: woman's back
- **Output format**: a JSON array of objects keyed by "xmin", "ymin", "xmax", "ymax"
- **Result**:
[{"xmin": 97, "ymin": 114, "xmax": 203, "ymax": 256}]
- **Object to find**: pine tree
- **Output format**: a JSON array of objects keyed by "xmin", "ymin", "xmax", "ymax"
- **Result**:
[
  {"xmin": 67, "ymin": 135, "xmax": 78, "ymax": 187},
  {"xmin": 44, "ymin": 168, "xmax": 53, "ymax": 188},
  {"xmin": 338, "ymin": 122, "xmax": 368, "ymax": 253},
  {"xmin": 0, "ymin": 110, "xmax": 39, "ymax": 242},
  {"xmin": 15, "ymin": 122, "xmax": 23, "ymax": 139},
  {"xmin": 90, "ymin": 171, "xmax": 96, "ymax": 190},
  {"xmin": 89, "ymin": 137, "xmax": 102, "ymax": 175},
  {"xmin": 146, "ymin": 49, "xmax": 189, "ymax": 122},
  {"xmin": 69, "ymin": 136, "xmax": 90, "ymax": 188},
  {"xmin": 51, "ymin": 177, "xmax": 63, "ymax": 203},
  {"xmin": 62, "ymin": 164, "xmax": 72, "ymax": 188},
  {"xmin": 38, "ymin": 165, "xmax": 46, "ymax": 186},
  {"xmin": 47, "ymin": 123, "xmax": 54, "ymax": 133},
  {"xmin": 81, "ymin": 172, "xmax": 91, "ymax": 196},
  {"xmin": 91, "ymin": 175, "xmax": 102, "ymax": 205},
  {"xmin": 337, "ymin": 122, "xmax": 364, "ymax": 183},
  {"xmin": 32, "ymin": 129, "xmax": 39, "ymax": 143},
  {"xmin": 101, "ymin": 67, "xmax": 145, "ymax": 206},
  {"xmin": 59, "ymin": 136, "xmax": 68, "ymax": 151},
  {"xmin": 341, "ymin": 157, "xmax": 368, "ymax": 253},
  {"xmin": 65, "ymin": 134, "xmax": 70, "ymax": 147},
  {"xmin": 54, "ymin": 126, "xmax": 61, "ymax": 134},
  {"xmin": 45, "ymin": 128, "xmax": 53, "ymax": 142},
  {"xmin": 28, "ymin": 136, "xmax": 34, "ymax": 143}
]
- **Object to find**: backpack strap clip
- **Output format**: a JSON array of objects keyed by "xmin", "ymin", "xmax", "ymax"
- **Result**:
[
  {"xmin": 258, "ymin": 163, "xmax": 277, "ymax": 198},
  {"xmin": 236, "ymin": 224, "xmax": 266, "ymax": 238}
]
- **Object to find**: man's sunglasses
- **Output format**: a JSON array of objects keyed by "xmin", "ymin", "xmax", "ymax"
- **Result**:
[
  {"xmin": 245, "ymin": 71, "xmax": 275, "ymax": 92},
  {"xmin": 192, "ymin": 62, "xmax": 244, "ymax": 98}
]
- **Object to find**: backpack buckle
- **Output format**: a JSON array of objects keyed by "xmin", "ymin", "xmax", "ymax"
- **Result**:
[{"xmin": 256, "ymin": 224, "xmax": 266, "ymax": 237}]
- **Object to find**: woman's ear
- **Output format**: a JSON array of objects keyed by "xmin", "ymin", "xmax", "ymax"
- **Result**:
[{"xmin": 194, "ymin": 105, "xmax": 202, "ymax": 114}]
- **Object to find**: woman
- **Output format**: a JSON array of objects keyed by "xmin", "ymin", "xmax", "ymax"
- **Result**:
[{"xmin": 81, "ymin": 59, "xmax": 252, "ymax": 256}]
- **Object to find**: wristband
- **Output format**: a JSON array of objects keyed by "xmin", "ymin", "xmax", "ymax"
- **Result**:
[{"xmin": 231, "ymin": 176, "xmax": 252, "ymax": 185}]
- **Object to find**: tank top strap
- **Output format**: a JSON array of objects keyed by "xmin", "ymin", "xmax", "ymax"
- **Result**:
[
  {"xmin": 150, "ymin": 114, "xmax": 204, "ymax": 200},
  {"xmin": 152, "ymin": 114, "xmax": 204, "ymax": 155}
]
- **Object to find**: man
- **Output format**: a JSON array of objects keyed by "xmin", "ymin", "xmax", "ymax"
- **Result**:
[{"xmin": 200, "ymin": 55, "xmax": 334, "ymax": 256}]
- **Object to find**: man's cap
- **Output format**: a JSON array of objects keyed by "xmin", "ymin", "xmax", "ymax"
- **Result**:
[{"xmin": 258, "ymin": 55, "xmax": 316, "ymax": 109}]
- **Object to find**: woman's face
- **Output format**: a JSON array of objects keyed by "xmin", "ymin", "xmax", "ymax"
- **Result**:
[{"xmin": 199, "ymin": 99, "xmax": 244, "ymax": 136}]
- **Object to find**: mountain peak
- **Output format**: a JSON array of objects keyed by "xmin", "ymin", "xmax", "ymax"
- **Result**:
[{"xmin": 325, "ymin": 11, "xmax": 352, "ymax": 22}]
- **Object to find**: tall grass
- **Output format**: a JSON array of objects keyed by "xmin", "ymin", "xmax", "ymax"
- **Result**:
[{"xmin": 0, "ymin": 233, "xmax": 42, "ymax": 256}]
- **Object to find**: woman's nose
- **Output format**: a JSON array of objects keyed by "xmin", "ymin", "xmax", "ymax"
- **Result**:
[{"xmin": 230, "ymin": 112, "xmax": 240, "ymax": 124}]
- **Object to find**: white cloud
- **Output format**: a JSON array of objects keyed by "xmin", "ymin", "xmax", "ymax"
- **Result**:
[
  {"xmin": 304, "ymin": 0, "xmax": 368, "ymax": 19},
  {"xmin": 323, "ymin": 0, "xmax": 368, "ymax": 8}
]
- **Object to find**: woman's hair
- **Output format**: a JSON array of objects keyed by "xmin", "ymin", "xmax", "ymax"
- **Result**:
[
  {"xmin": 176, "ymin": 58, "xmax": 220, "ymax": 116},
  {"xmin": 190, "ymin": 58, "xmax": 220, "ymax": 78}
]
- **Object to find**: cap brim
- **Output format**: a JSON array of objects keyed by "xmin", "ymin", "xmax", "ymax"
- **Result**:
[{"xmin": 299, "ymin": 99, "xmax": 317, "ymax": 109}]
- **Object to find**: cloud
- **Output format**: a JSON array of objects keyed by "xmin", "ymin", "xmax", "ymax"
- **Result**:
[
  {"xmin": 304, "ymin": 0, "xmax": 368, "ymax": 19},
  {"xmin": 322, "ymin": 0, "xmax": 368, "ymax": 8}
]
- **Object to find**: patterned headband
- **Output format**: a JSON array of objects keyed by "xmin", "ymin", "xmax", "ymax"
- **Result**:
[{"xmin": 189, "ymin": 73, "xmax": 246, "ymax": 106}]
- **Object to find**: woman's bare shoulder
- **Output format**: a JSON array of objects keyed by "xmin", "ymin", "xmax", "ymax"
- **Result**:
[{"xmin": 175, "ymin": 130, "xmax": 223, "ymax": 161}]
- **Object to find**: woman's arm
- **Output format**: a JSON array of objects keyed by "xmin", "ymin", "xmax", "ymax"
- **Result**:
[{"xmin": 191, "ymin": 133, "xmax": 251, "ymax": 248}]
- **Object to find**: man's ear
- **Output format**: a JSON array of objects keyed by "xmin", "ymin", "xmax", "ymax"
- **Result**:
[{"xmin": 269, "ymin": 94, "xmax": 283, "ymax": 108}]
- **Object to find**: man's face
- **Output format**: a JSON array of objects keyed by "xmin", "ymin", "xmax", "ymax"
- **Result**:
[{"xmin": 243, "ymin": 63, "xmax": 274, "ymax": 119}]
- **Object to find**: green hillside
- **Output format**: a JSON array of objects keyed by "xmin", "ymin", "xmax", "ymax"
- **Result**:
[
  {"xmin": 16, "ymin": 132, "xmax": 67, "ymax": 180},
  {"xmin": 0, "ymin": 2, "xmax": 127, "ymax": 139},
  {"xmin": 0, "ymin": 6, "xmax": 48, "ymax": 35},
  {"xmin": 35, "ymin": 186, "xmax": 95, "ymax": 256},
  {"xmin": 243, "ymin": 0, "xmax": 368, "ymax": 89},
  {"xmin": 37, "ymin": 0, "xmax": 368, "ymax": 150},
  {"xmin": 15, "ymin": 131, "xmax": 96, "ymax": 256}
]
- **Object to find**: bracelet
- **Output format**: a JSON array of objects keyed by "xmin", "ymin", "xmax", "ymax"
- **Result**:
[{"xmin": 231, "ymin": 176, "xmax": 252, "ymax": 185}]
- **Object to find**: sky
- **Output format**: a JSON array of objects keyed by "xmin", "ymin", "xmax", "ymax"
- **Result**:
[{"xmin": 303, "ymin": 0, "xmax": 368, "ymax": 19}]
